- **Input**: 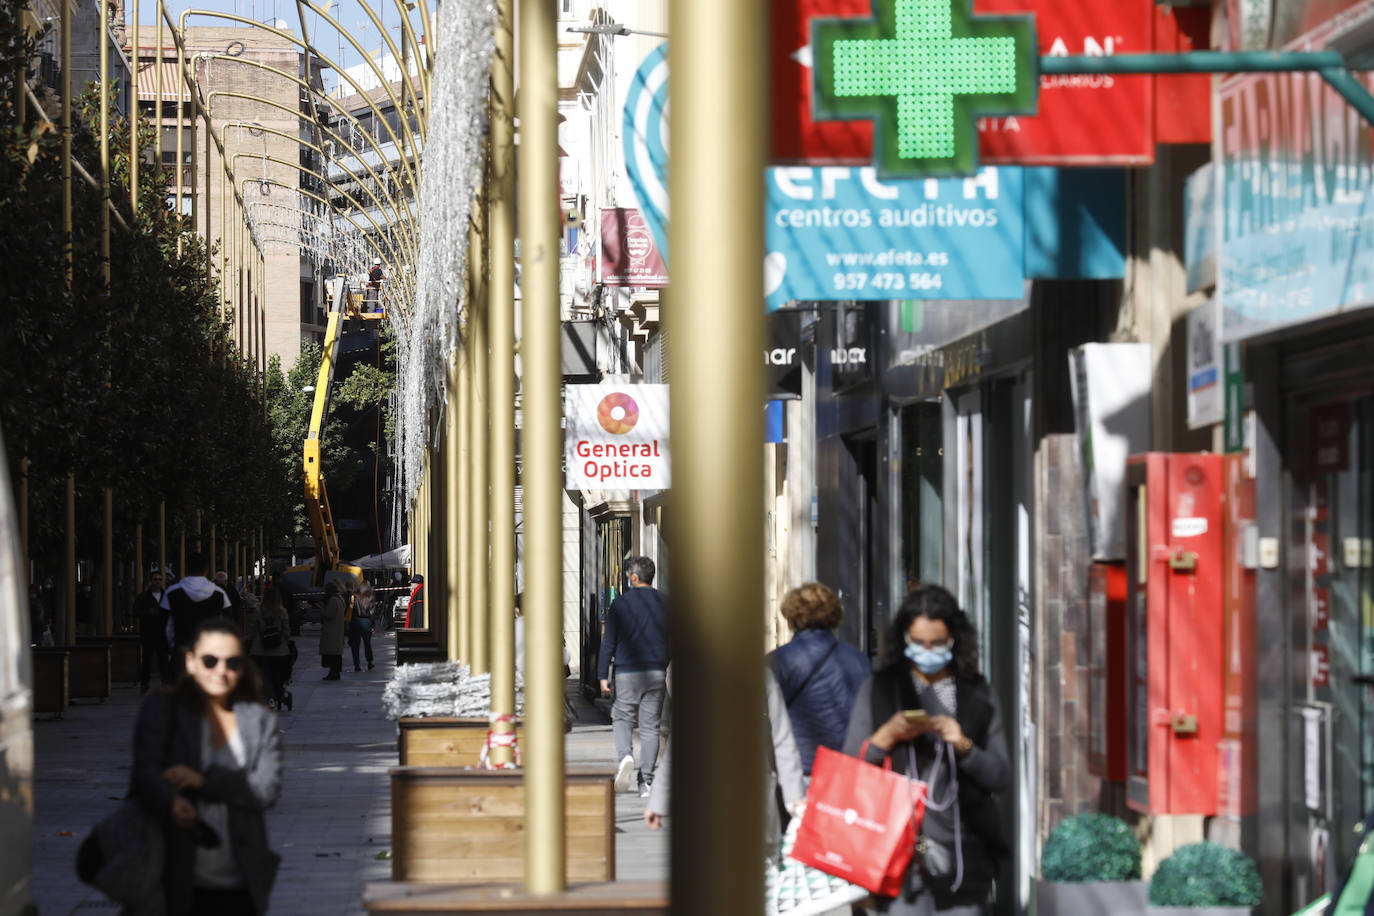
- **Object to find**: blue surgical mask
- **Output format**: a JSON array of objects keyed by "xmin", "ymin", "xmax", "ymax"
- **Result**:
[{"xmin": 904, "ymin": 642, "xmax": 953, "ymax": 675}]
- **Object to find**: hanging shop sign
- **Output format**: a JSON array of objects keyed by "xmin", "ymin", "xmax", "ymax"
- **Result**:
[
  {"xmin": 564, "ymin": 384, "xmax": 670, "ymax": 490},
  {"xmin": 1218, "ymin": 68, "xmax": 1374, "ymax": 339},
  {"xmin": 766, "ymin": 310, "xmax": 805, "ymax": 400},
  {"xmin": 770, "ymin": 0, "xmax": 1155, "ymax": 167},
  {"xmin": 1186, "ymin": 301, "xmax": 1223, "ymax": 430},
  {"xmin": 600, "ymin": 208, "xmax": 669, "ymax": 288},
  {"xmin": 765, "ymin": 165, "xmax": 1025, "ymax": 307}
]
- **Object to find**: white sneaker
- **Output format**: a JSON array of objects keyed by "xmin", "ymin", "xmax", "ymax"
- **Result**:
[
  {"xmin": 614, "ymin": 755, "xmax": 635, "ymax": 793},
  {"xmin": 639, "ymin": 780, "xmax": 652, "ymax": 799}
]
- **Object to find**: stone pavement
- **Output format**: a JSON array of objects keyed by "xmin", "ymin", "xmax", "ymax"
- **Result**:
[{"xmin": 29, "ymin": 629, "xmax": 668, "ymax": 915}]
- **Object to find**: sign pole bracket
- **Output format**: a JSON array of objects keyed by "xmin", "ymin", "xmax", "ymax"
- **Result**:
[{"xmin": 1042, "ymin": 51, "xmax": 1374, "ymax": 127}]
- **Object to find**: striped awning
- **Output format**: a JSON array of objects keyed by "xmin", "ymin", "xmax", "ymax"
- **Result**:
[{"xmin": 136, "ymin": 61, "xmax": 188, "ymax": 101}]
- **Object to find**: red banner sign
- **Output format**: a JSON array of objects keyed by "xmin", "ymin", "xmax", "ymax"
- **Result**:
[
  {"xmin": 600, "ymin": 208, "xmax": 668, "ymax": 288},
  {"xmin": 770, "ymin": 0, "xmax": 1163, "ymax": 165}
]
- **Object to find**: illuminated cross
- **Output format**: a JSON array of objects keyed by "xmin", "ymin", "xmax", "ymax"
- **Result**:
[{"xmin": 813, "ymin": 0, "xmax": 1036, "ymax": 177}]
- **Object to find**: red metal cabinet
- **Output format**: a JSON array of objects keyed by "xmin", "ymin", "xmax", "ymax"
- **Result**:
[{"xmin": 1124, "ymin": 453, "xmax": 1224, "ymax": 815}]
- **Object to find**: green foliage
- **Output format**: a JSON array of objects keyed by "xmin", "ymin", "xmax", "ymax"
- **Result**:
[
  {"xmin": 1041, "ymin": 814, "xmax": 1142, "ymax": 883},
  {"xmin": 1148, "ymin": 842, "xmax": 1262, "ymax": 908},
  {"xmin": 0, "ymin": 0, "xmax": 295, "ymax": 572}
]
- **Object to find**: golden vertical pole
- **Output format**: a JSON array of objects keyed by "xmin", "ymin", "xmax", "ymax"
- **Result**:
[
  {"xmin": 467, "ymin": 208, "xmax": 490, "ymax": 674},
  {"xmin": 487, "ymin": 0, "xmax": 516, "ymax": 763},
  {"xmin": 670, "ymin": 0, "xmax": 768, "ymax": 909},
  {"xmin": 135, "ymin": 522, "xmax": 144, "ymax": 589},
  {"xmin": 518, "ymin": 0, "xmax": 563, "ymax": 892},
  {"xmin": 455, "ymin": 348, "xmax": 472, "ymax": 663},
  {"xmin": 155, "ymin": 1, "xmax": 163, "ymax": 167},
  {"xmin": 429, "ymin": 435, "xmax": 446, "ymax": 649},
  {"xmin": 179, "ymin": 530, "xmax": 186, "ymax": 582},
  {"xmin": 130, "ymin": 0, "xmax": 140, "ymax": 211},
  {"xmin": 209, "ymin": 522, "xmax": 217, "ymax": 575},
  {"xmin": 445, "ymin": 358, "xmax": 464, "ymax": 661},
  {"xmin": 158, "ymin": 501, "xmax": 166, "ymax": 581},
  {"xmin": 103, "ymin": 489, "xmax": 113, "ymax": 635},
  {"xmin": 64, "ymin": 474, "xmax": 76, "ymax": 643}
]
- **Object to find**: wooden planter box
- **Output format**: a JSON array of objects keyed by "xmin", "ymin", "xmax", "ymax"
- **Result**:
[
  {"xmin": 66, "ymin": 643, "xmax": 112, "ymax": 701},
  {"xmin": 390, "ymin": 767, "xmax": 615, "ymax": 885},
  {"xmin": 397, "ymin": 646, "xmax": 448, "ymax": 666},
  {"xmin": 398, "ymin": 718, "xmax": 527, "ymax": 767},
  {"xmin": 396, "ymin": 628, "xmax": 437, "ymax": 649},
  {"xmin": 31, "ymin": 648, "xmax": 69, "ymax": 718},
  {"xmin": 364, "ymin": 881, "xmax": 667, "ymax": 915},
  {"xmin": 1036, "ymin": 879, "xmax": 1148, "ymax": 915},
  {"xmin": 77, "ymin": 635, "xmax": 141, "ymax": 685}
]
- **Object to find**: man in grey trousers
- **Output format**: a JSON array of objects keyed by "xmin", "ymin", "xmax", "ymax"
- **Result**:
[{"xmin": 598, "ymin": 556, "xmax": 669, "ymax": 797}]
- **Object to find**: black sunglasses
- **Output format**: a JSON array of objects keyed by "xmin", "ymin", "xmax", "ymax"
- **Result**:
[{"xmin": 200, "ymin": 654, "xmax": 246, "ymax": 672}]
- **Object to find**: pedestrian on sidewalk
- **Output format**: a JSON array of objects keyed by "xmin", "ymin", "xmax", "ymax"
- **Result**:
[
  {"xmin": 163, "ymin": 553, "xmax": 233, "ymax": 670},
  {"xmin": 349, "ymin": 581, "xmax": 376, "ymax": 671},
  {"xmin": 248, "ymin": 588, "xmax": 292, "ymax": 710},
  {"xmin": 643, "ymin": 666, "xmax": 805, "ymax": 857},
  {"xmin": 135, "ymin": 568, "xmax": 171, "ymax": 692},
  {"xmin": 842, "ymin": 584, "xmax": 1010, "ymax": 916},
  {"xmin": 319, "ymin": 580, "xmax": 345, "ymax": 680},
  {"xmin": 768, "ymin": 582, "xmax": 871, "ymax": 775},
  {"xmin": 597, "ymin": 556, "xmax": 669, "ymax": 797},
  {"xmin": 128, "ymin": 618, "xmax": 284, "ymax": 915}
]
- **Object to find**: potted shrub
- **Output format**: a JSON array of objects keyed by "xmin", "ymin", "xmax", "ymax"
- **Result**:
[
  {"xmin": 1035, "ymin": 813, "xmax": 1148, "ymax": 915},
  {"xmin": 1148, "ymin": 842, "xmax": 1262, "ymax": 915}
]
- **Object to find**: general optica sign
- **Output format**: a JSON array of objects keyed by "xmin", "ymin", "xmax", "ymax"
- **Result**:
[
  {"xmin": 564, "ymin": 385, "xmax": 670, "ymax": 490},
  {"xmin": 764, "ymin": 165, "xmax": 1025, "ymax": 306},
  {"xmin": 1217, "ymin": 70, "xmax": 1374, "ymax": 339}
]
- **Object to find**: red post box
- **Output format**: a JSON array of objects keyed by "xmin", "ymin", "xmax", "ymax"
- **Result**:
[
  {"xmin": 1089, "ymin": 561, "xmax": 1128, "ymax": 782},
  {"xmin": 1123, "ymin": 453, "xmax": 1224, "ymax": 815}
]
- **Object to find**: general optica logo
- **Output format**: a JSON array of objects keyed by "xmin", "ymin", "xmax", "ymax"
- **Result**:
[{"xmin": 597, "ymin": 393, "xmax": 640, "ymax": 435}]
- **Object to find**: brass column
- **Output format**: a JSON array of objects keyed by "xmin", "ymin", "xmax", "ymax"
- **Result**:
[
  {"xmin": 429, "ymin": 437, "xmax": 445, "ymax": 646},
  {"xmin": 159, "ymin": 501, "xmax": 166, "ymax": 582},
  {"xmin": 103, "ymin": 489, "xmax": 113, "ymax": 634},
  {"xmin": 669, "ymin": 0, "xmax": 768, "ymax": 911},
  {"xmin": 467, "ymin": 201, "xmax": 490, "ymax": 674},
  {"xmin": 486, "ymin": 0, "xmax": 517, "ymax": 764},
  {"xmin": 64, "ymin": 474, "xmax": 75, "ymax": 643},
  {"xmin": 18, "ymin": 458, "xmax": 27, "ymax": 586},
  {"xmin": 135, "ymin": 523, "xmax": 143, "ymax": 591},
  {"xmin": 454, "ymin": 342, "xmax": 472, "ymax": 662},
  {"xmin": 446, "ymin": 356, "xmax": 464, "ymax": 661},
  {"xmin": 517, "ymin": 0, "xmax": 563, "ymax": 892}
]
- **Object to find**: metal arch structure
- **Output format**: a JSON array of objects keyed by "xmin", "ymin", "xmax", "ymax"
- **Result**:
[
  {"xmin": 215, "ymin": 112, "xmax": 421, "ymax": 262},
  {"xmin": 171, "ymin": 50, "xmax": 423, "ymax": 255}
]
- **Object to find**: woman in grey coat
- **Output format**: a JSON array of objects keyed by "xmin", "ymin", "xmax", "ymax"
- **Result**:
[
  {"xmin": 318, "ymin": 580, "xmax": 345, "ymax": 680},
  {"xmin": 129, "ymin": 618, "xmax": 284, "ymax": 915}
]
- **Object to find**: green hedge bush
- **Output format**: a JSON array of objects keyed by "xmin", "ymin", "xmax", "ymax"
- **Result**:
[
  {"xmin": 1041, "ymin": 813, "xmax": 1142, "ymax": 882},
  {"xmin": 1149, "ymin": 842, "xmax": 1262, "ymax": 907}
]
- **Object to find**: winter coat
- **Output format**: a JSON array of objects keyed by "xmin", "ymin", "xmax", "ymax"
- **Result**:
[
  {"xmin": 842, "ymin": 665, "xmax": 1011, "ymax": 909},
  {"xmin": 768, "ymin": 628, "xmax": 871, "ymax": 773},
  {"xmin": 319, "ymin": 594, "xmax": 345, "ymax": 656},
  {"xmin": 596, "ymin": 586, "xmax": 668, "ymax": 680},
  {"xmin": 128, "ymin": 688, "xmax": 283, "ymax": 916}
]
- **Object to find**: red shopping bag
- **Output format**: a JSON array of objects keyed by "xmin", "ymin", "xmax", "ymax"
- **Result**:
[{"xmin": 788, "ymin": 744, "xmax": 928, "ymax": 897}]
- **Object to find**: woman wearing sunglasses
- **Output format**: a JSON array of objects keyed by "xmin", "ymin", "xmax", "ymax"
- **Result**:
[{"xmin": 129, "ymin": 617, "xmax": 284, "ymax": 915}]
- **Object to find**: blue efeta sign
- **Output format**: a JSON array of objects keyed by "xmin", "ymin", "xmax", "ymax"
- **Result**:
[{"xmin": 765, "ymin": 166, "xmax": 1025, "ymax": 307}]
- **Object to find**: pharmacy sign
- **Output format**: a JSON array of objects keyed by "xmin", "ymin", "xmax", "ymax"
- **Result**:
[{"xmin": 812, "ymin": 0, "xmax": 1037, "ymax": 176}]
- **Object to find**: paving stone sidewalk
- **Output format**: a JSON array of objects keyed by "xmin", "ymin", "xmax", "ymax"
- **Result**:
[{"xmin": 29, "ymin": 631, "xmax": 667, "ymax": 915}]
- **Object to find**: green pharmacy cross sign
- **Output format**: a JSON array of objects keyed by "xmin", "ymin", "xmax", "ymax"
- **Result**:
[{"xmin": 813, "ymin": 0, "xmax": 1036, "ymax": 177}]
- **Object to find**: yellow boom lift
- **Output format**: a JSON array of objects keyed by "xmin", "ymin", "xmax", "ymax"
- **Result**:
[{"xmin": 282, "ymin": 277, "xmax": 383, "ymax": 592}]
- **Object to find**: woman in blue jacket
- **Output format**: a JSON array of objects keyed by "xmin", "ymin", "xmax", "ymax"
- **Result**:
[{"xmin": 767, "ymin": 582, "xmax": 872, "ymax": 774}]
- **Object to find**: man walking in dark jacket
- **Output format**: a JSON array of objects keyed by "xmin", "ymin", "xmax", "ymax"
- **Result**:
[
  {"xmin": 597, "ymin": 556, "xmax": 668, "ymax": 797},
  {"xmin": 134, "ymin": 569, "xmax": 170, "ymax": 692}
]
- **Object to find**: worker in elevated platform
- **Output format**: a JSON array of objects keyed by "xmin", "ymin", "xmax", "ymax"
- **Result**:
[{"xmin": 365, "ymin": 257, "xmax": 384, "ymax": 311}]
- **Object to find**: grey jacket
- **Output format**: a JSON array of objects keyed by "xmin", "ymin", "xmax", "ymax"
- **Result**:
[
  {"xmin": 646, "ymin": 670, "xmax": 805, "ymax": 818},
  {"xmin": 318, "ymin": 594, "xmax": 345, "ymax": 656},
  {"xmin": 129, "ymin": 689, "xmax": 284, "ymax": 915}
]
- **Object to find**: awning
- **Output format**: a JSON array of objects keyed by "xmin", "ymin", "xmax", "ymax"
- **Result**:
[{"xmin": 136, "ymin": 61, "xmax": 188, "ymax": 101}]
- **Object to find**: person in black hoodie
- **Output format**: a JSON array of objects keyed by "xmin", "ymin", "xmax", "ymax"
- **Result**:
[
  {"xmin": 597, "ymin": 556, "xmax": 669, "ymax": 797},
  {"xmin": 162, "ymin": 553, "xmax": 233, "ymax": 675},
  {"xmin": 842, "ymin": 584, "xmax": 1011, "ymax": 915}
]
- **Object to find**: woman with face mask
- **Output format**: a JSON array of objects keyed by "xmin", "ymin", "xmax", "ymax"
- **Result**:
[{"xmin": 841, "ymin": 584, "xmax": 1011, "ymax": 916}]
